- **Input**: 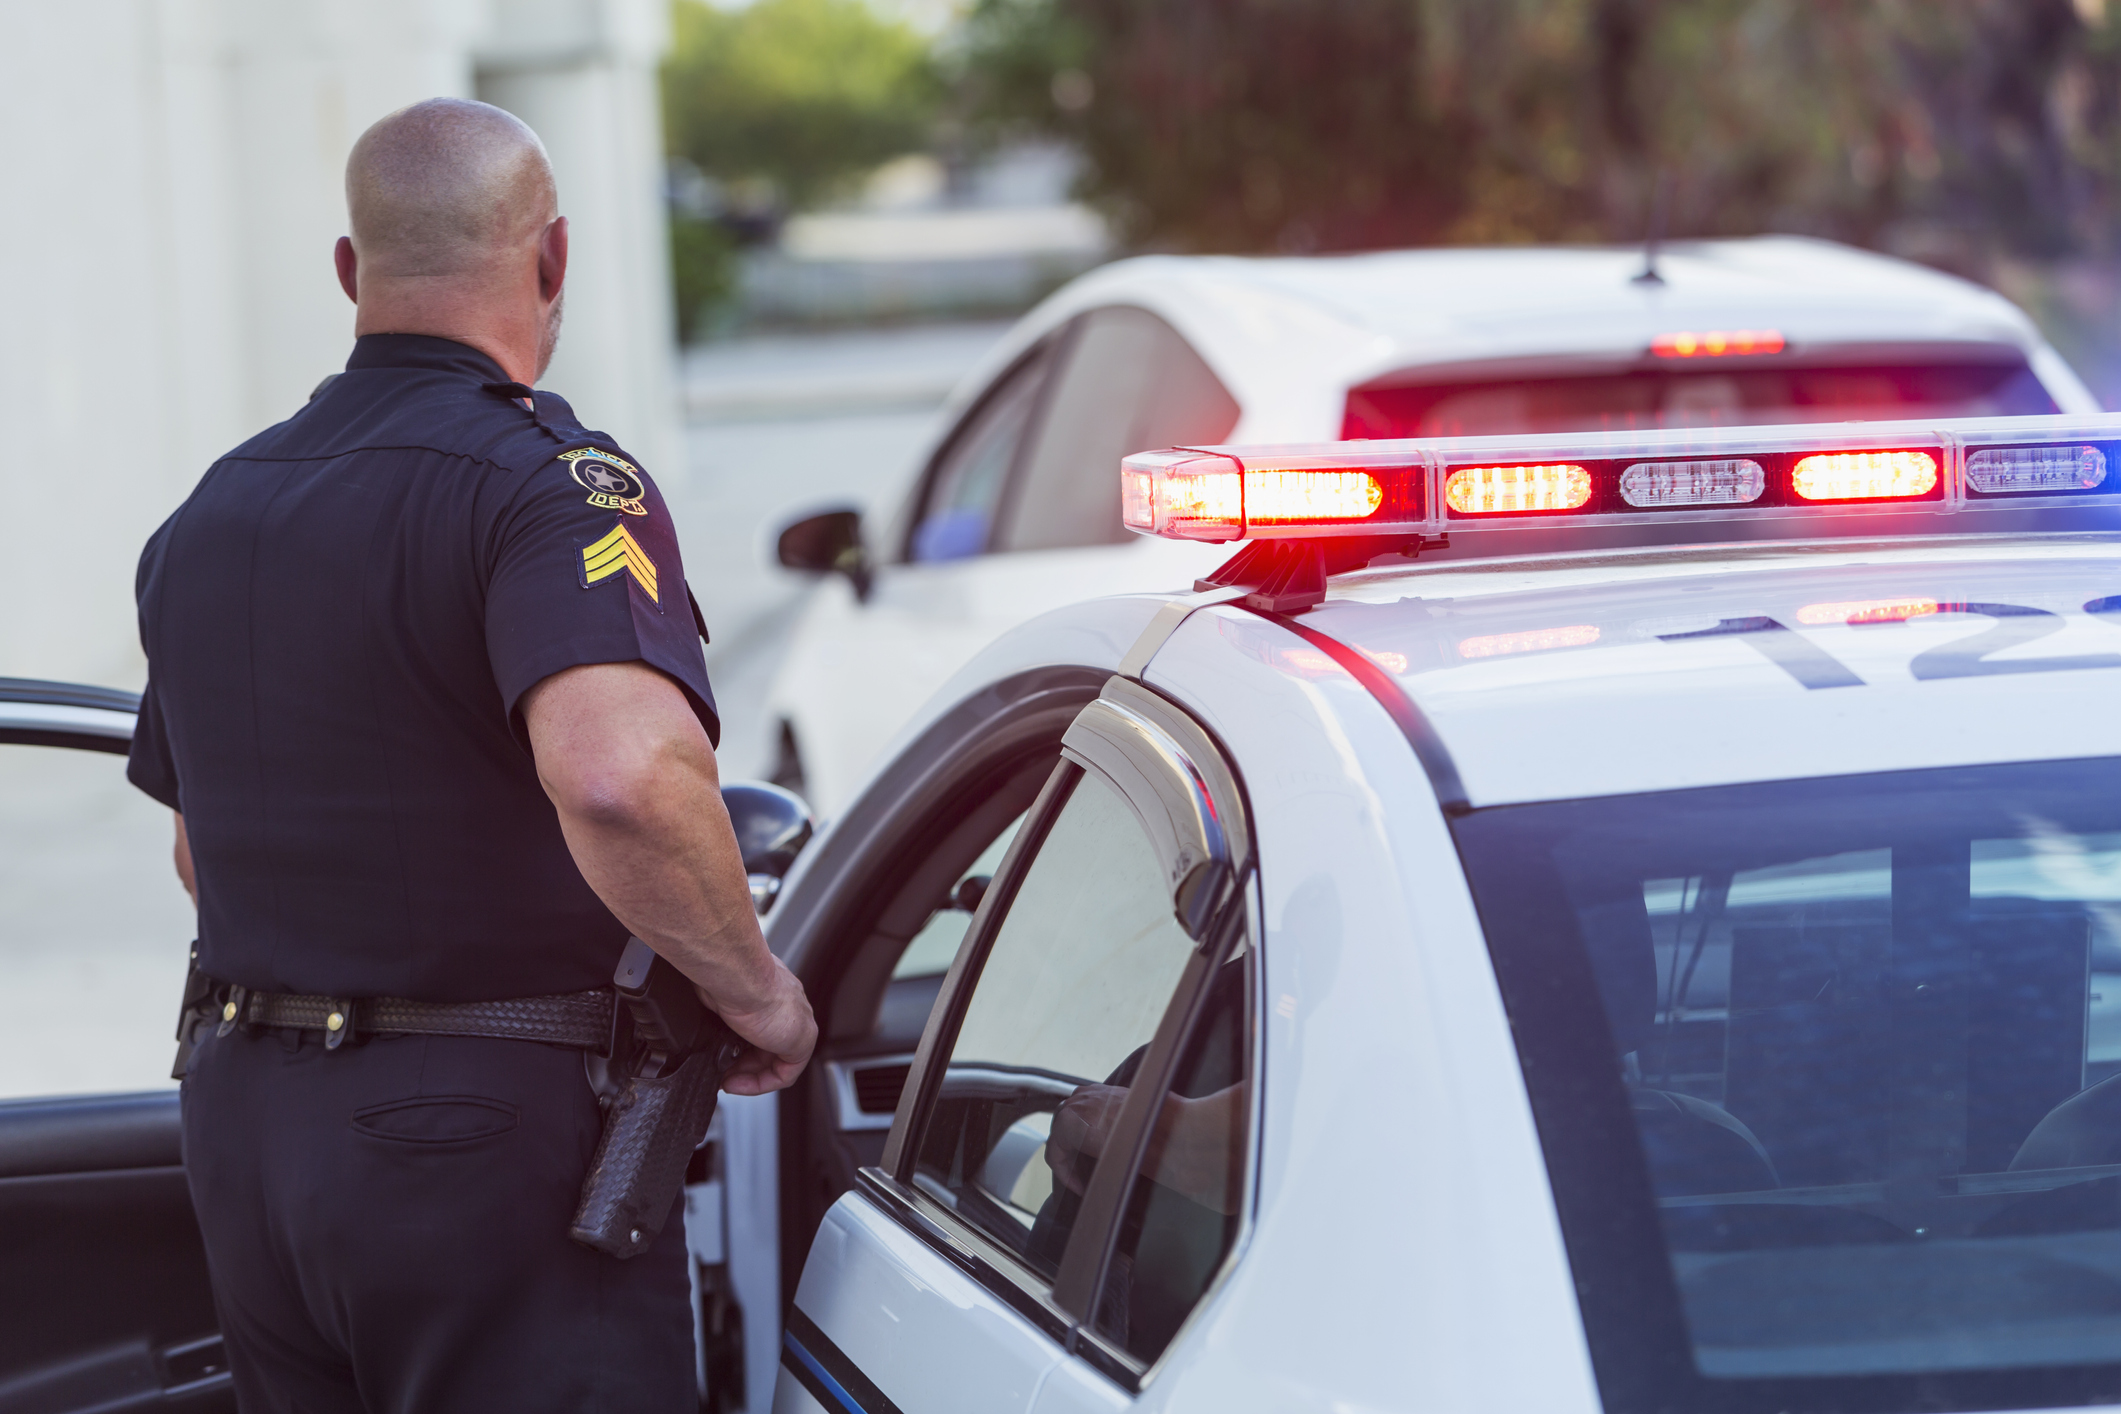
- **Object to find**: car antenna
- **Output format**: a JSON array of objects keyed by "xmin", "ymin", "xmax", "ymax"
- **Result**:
[{"xmin": 1632, "ymin": 171, "xmax": 1672, "ymax": 287}]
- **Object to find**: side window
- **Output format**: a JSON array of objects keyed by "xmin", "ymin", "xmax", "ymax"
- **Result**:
[
  {"xmin": 0, "ymin": 742, "xmax": 195, "ymax": 1099},
  {"xmin": 996, "ymin": 307, "xmax": 1240, "ymax": 554},
  {"xmin": 913, "ymin": 769, "xmax": 1199, "ymax": 1279},
  {"xmin": 910, "ymin": 344, "xmax": 1054, "ymax": 563},
  {"xmin": 1091, "ymin": 943, "xmax": 1250, "ymax": 1364}
]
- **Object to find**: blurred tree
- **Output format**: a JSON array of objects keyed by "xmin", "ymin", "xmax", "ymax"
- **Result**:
[
  {"xmin": 952, "ymin": 0, "xmax": 2121, "ymax": 271},
  {"xmin": 668, "ymin": 213, "xmax": 737, "ymax": 344},
  {"xmin": 663, "ymin": 0, "xmax": 940, "ymax": 212}
]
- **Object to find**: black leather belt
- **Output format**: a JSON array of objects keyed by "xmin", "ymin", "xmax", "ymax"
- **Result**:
[{"xmin": 214, "ymin": 985, "xmax": 614, "ymax": 1052}]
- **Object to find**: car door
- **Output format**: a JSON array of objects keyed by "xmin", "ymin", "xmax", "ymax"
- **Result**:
[
  {"xmin": 769, "ymin": 307, "xmax": 1243, "ymax": 816},
  {"xmin": 0, "ymin": 678, "xmax": 233, "ymax": 1411},
  {"xmin": 774, "ymin": 678, "xmax": 1259, "ymax": 1413}
]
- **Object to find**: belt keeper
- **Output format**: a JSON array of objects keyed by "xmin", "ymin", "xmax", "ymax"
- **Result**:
[
  {"xmin": 323, "ymin": 998, "xmax": 358, "ymax": 1051},
  {"xmin": 215, "ymin": 984, "xmax": 248, "ymax": 1039}
]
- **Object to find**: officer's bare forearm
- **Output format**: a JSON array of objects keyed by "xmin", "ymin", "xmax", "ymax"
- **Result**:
[
  {"xmin": 522, "ymin": 661, "xmax": 782, "ymax": 1014},
  {"xmin": 172, "ymin": 812, "xmax": 197, "ymax": 905}
]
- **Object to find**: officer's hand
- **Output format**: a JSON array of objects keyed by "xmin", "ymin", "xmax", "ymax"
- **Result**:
[{"xmin": 712, "ymin": 959, "xmax": 816, "ymax": 1095}]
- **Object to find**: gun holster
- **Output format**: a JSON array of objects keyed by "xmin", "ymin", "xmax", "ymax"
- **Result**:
[
  {"xmin": 171, "ymin": 948, "xmax": 218, "ymax": 1081},
  {"xmin": 569, "ymin": 938, "xmax": 746, "ymax": 1259}
]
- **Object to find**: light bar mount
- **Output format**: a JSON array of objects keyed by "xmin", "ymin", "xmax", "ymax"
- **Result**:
[{"xmin": 1195, "ymin": 535, "xmax": 1448, "ymax": 613}]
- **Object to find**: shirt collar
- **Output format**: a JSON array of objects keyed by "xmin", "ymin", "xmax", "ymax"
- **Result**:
[{"xmin": 345, "ymin": 334, "xmax": 510, "ymax": 383}]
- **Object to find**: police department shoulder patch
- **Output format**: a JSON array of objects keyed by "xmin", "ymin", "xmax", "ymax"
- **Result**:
[
  {"xmin": 580, "ymin": 519, "xmax": 661, "ymax": 604},
  {"xmin": 560, "ymin": 449, "xmax": 648, "ymax": 516}
]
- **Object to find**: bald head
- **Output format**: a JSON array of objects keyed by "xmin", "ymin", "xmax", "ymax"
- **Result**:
[{"xmin": 346, "ymin": 98, "xmax": 556, "ymax": 279}]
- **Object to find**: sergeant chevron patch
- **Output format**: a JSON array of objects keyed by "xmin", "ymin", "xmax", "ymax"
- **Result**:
[{"xmin": 579, "ymin": 521, "xmax": 660, "ymax": 603}]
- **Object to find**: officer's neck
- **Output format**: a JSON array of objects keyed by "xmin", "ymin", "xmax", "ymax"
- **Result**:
[{"xmin": 352, "ymin": 281, "xmax": 552, "ymax": 386}]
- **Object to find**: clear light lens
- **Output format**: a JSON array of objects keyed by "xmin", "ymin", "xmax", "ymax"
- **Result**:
[
  {"xmin": 1619, "ymin": 458, "xmax": 1766, "ymax": 507},
  {"xmin": 1967, "ymin": 445, "xmax": 2108, "ymax": 494},
  {"xmin": 1445, "ymin": 464, "xmax": 1593, "ymax": 515},
  {"xmin": 1796, "ymin": 598, "xmax": 1941, "ymax": 625},
  {"xmin": 1120, "ymin": 451, "xmax": 1245, "ymax": 540},
  {"xmin": 1244, "ymin": 469, "xmax": 1383, "ymax": 524},
  {"xmin": 1458, "ymin": 625, "xmax": 1601, "ymax": 658},
  {"xmin": 1651, "ymin": 329, "xmax": 1786, "ymax": 358},
  {"xmin": 1120, "ymin": 467, "xmax": 1155, "ymax": 530},
  {"xmin": 1791, "ymin": 450, "xmax": 1938, "ymax": 501}
]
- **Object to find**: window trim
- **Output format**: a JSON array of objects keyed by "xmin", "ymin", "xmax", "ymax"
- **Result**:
[{"xmin": 876, "ymin": 677, "xmax": 1258, "ymax": 1388}]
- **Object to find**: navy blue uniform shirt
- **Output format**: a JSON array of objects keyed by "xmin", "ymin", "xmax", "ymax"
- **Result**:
[{"xmin": 128, "ymin": 334, "xmax": 717, "ymax": 1001}]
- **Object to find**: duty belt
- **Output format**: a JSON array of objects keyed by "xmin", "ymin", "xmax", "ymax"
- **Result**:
[{"xmin": 211, "ymin": 984, "xmax": 614, "ymax": 1052}]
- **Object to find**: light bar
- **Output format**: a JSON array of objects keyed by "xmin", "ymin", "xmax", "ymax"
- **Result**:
[
  {"xmin": 1445, "ymin": 464, "xmax": 1591, "ymax": 515},
  {"xmin": 1967, "ymin": 445, "xmax": 2107, "ymax": 495},
  {"xmin": 1791, "ymin": 451, "xmax": 1938, "ymax": 502},
  {"xmin": 1651, "ymin": 329, "xmax": 1785, "ymax": 358},
  {"xmin": 1120, "ymin": 414, "xmax": 2121, "ymax": 545},
  {"xmin": 1619, "ymin": 458, "xmax": 1765, "ymax": 508}
]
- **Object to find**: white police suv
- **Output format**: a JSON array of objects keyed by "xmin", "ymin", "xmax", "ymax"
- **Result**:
[
  {"xmin": 760, "ymin": 411, "xmax": 2121, "ymax": 1414},
  {"xmin": 20, "ymin": 414, "xmax": 2121, "ymax": 1414}
]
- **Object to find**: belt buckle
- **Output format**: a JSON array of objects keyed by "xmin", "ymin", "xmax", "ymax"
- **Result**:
[{"xmin": 323, "ymin": 998, "xmax": 359, "ymax": 1051}]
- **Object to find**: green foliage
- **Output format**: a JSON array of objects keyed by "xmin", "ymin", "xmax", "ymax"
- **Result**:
[
  {"xmin": 669, "ymin": 214, "xmax": 737, "ymax": 344},
  {"xmin": 663, "ymin": 0, "xmax": 940, "ymax": 211},
  {"xmin": 952, "ymin": 0, "xmax": 2121, "ymax": 265}
]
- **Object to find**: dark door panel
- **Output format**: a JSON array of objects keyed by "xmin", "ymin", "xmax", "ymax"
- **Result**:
[{"xmin": 0, "ymin": 1094, "xmax": 231, "ymax": 1412}]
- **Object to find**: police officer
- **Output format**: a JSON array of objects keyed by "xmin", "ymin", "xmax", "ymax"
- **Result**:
[{"xmin": 126, "ymin": 98, "xmax": 816, "ymax": 1411}]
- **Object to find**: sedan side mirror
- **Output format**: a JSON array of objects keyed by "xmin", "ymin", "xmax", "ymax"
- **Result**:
[
  {"xmin": 722, "ymin": 780, "xmax": 814, "ymax": 914},
  {"xmin": 776, "ymin": 508, "xmax": 872, "ymax": 603}
]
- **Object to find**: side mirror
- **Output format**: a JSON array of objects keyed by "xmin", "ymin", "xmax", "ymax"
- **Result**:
[
  {"xmin": 776, "ymin": 508, "xmax": 872, "ymax": 603},
  {"xmin": 722, "ymin": 780, "xmax": 814, "ymax": 915}
]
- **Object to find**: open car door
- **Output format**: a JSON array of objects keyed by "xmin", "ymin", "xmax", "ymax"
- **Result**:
[{"xmin": 0, "ymin": 678, "xmax": 232, "ymax": 1411}]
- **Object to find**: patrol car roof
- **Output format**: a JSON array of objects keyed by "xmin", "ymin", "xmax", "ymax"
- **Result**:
[{"xmin": 1302, "ymin": 535, "xmax": 2121, "ymax": 808}]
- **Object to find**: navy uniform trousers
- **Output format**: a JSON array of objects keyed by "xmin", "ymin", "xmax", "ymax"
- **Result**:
[{"xmin": 180, "ymin": 1025, "xmax": 696, "ymax": 1412}]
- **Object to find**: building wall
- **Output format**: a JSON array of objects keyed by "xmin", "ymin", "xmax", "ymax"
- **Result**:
[{"xmin": 0, "ymin": 0, "xmax": 675, "ymax": 687}]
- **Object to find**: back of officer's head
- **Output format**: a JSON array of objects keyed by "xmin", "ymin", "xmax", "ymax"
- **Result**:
[{"xmin": 345, "ymin": 99, "xmax": 555, "ymax": 280}]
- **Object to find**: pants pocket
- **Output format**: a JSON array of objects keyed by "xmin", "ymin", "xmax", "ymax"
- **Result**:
[{"xmin": 351, "ymin": 1095, "xmax": 520, "ymax": 1144}]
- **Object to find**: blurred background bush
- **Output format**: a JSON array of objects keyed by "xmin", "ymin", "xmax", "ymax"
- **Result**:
[{"xmin": 662, "ymin": 0, "xmax": 2121, "ymax": 400}]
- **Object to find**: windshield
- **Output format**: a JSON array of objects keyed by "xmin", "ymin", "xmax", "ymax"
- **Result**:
[
  {"xmin": 1345, "ymin": 361, "xmax": 2057, "ymax": 439},
  {"xmin": 1455, "ymin": 758, "xmax": 2121, "ymax": 1414}
]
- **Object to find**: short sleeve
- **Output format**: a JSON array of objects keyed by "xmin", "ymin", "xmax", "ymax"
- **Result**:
[
  {"xmin": 484, "ymin": 446, "xmax": 720, "ymax": 747},
  {"xmin": 127, "ymin": 676, "xmax": 182, "ymax": 810}
]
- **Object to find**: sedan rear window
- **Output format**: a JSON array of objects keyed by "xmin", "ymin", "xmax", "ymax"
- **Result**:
[
  {"xmin": 1346, "ymin": 361, "xmax": 2058, "ymax": 439},
  {"xmin": 1455, "ymin": 758, "xmax": 2121, "ymax": 1414}
]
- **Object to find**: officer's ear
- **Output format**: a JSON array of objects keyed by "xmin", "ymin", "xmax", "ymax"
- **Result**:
[
  {"xmin": 538, "ymin": 217, "xmax": 568, "ymax": 305},
  {"xmin": 334, "ymin": 237, "xmax": 359, "ymax": 305}
]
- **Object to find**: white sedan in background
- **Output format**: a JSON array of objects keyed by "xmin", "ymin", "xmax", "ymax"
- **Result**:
[{"xmin": 761, "ymin": 236, "xmax": 2098, "ymax": 817}]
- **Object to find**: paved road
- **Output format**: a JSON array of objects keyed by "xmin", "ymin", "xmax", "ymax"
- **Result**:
[{"xmin": 0, "ymin": 321, "xmax": 1008, "ymax": 1100}]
